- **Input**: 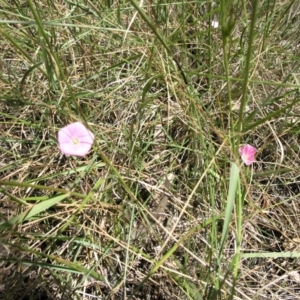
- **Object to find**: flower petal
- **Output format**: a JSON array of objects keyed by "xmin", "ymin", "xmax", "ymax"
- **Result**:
[
  {"xmin": 239, "ymin": 144, "xmax": 257, "ymax": 165},
  {"xmin": 58, "ymin": 122, "xmax": 94, "ymax": 156},
  {"xmin": 58, "ymin": 141, "xmax": 93, "ymax": 156},
  {"xmin": 58, "ymin": 128, "xmax": 73, "ymax": 145}
]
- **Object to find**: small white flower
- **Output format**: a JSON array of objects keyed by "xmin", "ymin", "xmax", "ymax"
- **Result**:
[{"xmin": 211, "ymin": 20, "xmax": 219, "ymax": 28}]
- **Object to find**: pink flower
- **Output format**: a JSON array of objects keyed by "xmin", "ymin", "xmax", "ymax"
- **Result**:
[
  {"xmin": 58, "ymin": 122, "xmax": 94, "ymax": 157},
  {"xmin": 238, "ymin": 144, "xmax": 257, "ymax": 165}
]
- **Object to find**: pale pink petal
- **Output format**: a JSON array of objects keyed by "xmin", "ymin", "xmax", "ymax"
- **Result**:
[
  {"xmin": 244, "ymin": 144, "xmax": 257, "ymax": 156},
  {"xmin": 243, "ymin": 156, "xmax": 254, "ymax": 166},
  {"xmin": 238, "ymin": 146, "xmax": 244, "ymax": 156},
  {"xmin": 61, "ymin": 122, "xmax": 84, "ymax": 137},
  {"xmin": 69, "ymin": 122, "xmax": 87, "ymax": 135},
  {"xmin": 78, "ymin": 132, "xmax": 95, "ymax": 144},
  {"xmin": 239, "ymin": 144, "xmax": 257, "ymax": 166},
  {"xmin": 58, "ymin": 128, "xmax": 73, "ymax": 144},
  {"xmin": 59, "ymin": 141, "xmax": 93, "ymax": 157},
  {"xmin": 70, "ymin": 122, "xmax": 94, "ymax": 141},
  {"xmin": 58, "ymin": 122, "xmax": 94, "ymax": 157}
]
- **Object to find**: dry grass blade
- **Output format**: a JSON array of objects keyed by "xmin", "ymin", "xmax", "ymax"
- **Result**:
[{"xmin": 1, "ymin": 0, "xmax": 300, "ymax": 299}]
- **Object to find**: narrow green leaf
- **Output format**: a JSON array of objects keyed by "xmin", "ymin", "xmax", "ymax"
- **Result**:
[
  {"xmin": 0, "ymin": 193, "xmax": 69, "ymax": 231},
  {"xmin": 219, "ymin": 162, "xmax": 239, "ymax": 255}
]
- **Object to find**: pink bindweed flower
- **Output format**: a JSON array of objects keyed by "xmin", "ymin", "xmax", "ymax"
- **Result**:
[
  {"xmin": 58, "ymin": 122, "xmax": 94, "ymax": 157},
  {"xmin": 238, "ymin": 144, "xmax": 257, "ymax": 166}
]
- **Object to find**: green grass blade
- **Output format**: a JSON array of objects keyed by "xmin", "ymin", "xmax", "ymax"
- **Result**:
[
  {"xmin": 219, "ymin": 162, "xmax": 239, "ymax": 256},
  {"xmin": 0, "ymin": 193, "xmax": 70, "ymax": 231}
]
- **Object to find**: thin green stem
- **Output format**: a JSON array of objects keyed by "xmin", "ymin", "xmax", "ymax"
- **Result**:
[{"xmin": 236, "ymin": 0, "xmax": 259, "ymax": 142}]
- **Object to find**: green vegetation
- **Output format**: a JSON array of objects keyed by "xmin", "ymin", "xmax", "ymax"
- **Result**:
[{"xmin": 1, "ymin": 0, "xmax": 300, "ymax": 299}]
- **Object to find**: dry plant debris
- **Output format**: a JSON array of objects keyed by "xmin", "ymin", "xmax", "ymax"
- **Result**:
[{"xmin": 1, "ymin": 1, "xmax": 300, "ymax": 299}]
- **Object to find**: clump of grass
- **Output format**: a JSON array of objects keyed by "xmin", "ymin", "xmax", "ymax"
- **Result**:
[{"xmin": 1, "ymin": 0, "xmax": 300, "ymax": 299}]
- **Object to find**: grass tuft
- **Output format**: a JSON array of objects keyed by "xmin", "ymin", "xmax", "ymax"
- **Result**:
[{"xmin": 1, "ymin": 0, "xmax": 300, "ymax": 299}]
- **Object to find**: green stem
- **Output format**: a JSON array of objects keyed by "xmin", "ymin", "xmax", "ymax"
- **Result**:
[{"xmin": 236, "ymin": 0, "xmax": 259, "ymax": 144}]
